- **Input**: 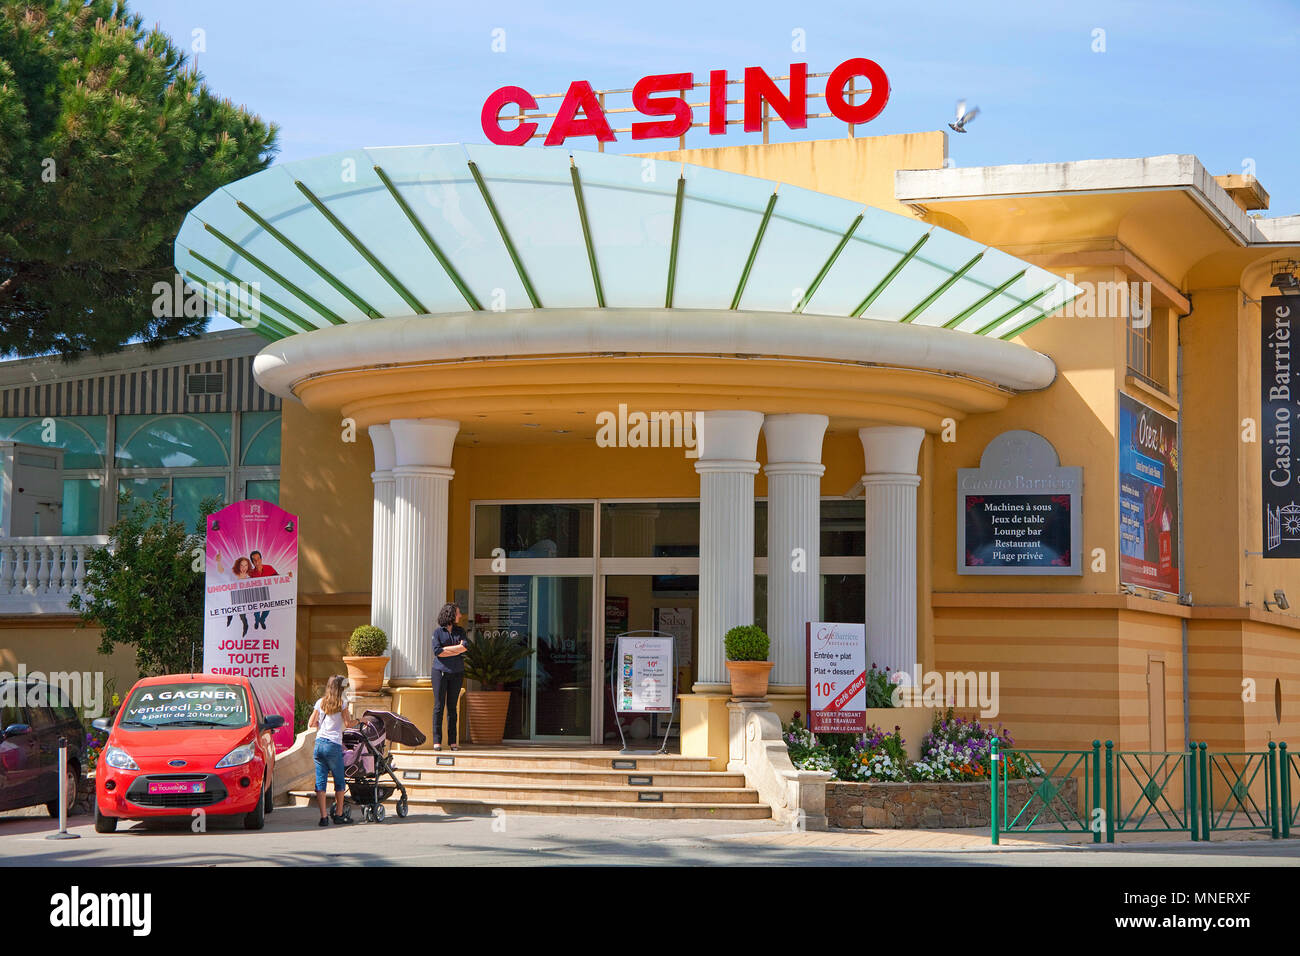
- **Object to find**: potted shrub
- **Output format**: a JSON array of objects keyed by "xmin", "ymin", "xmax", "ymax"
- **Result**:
[
  {"xmin": 724, "ymin": 624, "xmax": 773, "ymax": 698},
  {"xmin": 343, "ymin": 625, "xmax": 389, "ymax": 693},
  {"xmin": 463, "ymin": 631, "xmax": 534, "ymax": 745}
]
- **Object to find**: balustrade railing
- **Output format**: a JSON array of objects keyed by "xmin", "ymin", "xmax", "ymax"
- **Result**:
[{"xmin": 0, "ymin": 536, "xmax": 108, "ymax": 611}]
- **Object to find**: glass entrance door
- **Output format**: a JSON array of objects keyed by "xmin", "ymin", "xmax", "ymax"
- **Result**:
[{"xmin": 473, "ymin": 574, "xmax": 592, "ymax": 741}]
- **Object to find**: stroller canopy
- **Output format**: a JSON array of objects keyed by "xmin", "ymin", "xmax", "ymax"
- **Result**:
[{"xmin": 362, "ymin": 710, "xmax": 427, "ymax": 747}]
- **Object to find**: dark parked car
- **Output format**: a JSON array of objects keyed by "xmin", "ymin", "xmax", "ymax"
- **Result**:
[{"xmin": 0, "ymin": 678, "xmax": 86, "ymax": 817}]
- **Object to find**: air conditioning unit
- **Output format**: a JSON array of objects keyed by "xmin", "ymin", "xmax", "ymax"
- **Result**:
[{"xmin": 186, "ymin": 372, "xmax": 225, "ymax": 396}]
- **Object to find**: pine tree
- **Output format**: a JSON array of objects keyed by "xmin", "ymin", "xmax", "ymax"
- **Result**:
[{"xmin": 0, "ymin": 0, "xmax": 278, "ymax": 357}]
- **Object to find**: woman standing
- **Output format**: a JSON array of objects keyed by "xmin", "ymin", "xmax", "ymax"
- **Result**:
[
  {"xmin": 431, "ymin": 603, "xmax": 469, "ymax": 751},
  {"xmin": 308, "ymin": 674, "xmax": 357, "ymax": 826}
]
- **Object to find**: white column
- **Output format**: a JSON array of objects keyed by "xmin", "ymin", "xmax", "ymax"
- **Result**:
[
  {"xmin": 859, "ymin": 426, "xmax": 925, "ymax": 677},
  {"xmin": 389, "ymin": 418, "xmax": 459, "ymax": 681},
  {"xmin": 763, "ymin": 414, "xmax": 828, "ymax": 688},
  {"xmin": 694, "ymin": 411, "xmax": 764, "ymax": 691},
  {"xmin": 368, "ymin": 424, "xmax": 396, "ymax": 652}
]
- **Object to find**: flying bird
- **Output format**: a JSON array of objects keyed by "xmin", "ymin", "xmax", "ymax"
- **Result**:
[{"xmin": 949, "ymin": 100, "xmax": 980, "ymax": 133}]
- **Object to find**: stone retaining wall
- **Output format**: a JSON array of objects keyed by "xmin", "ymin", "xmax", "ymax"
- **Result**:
[{"xmin": 826, "ymin": 777, "xmax": 1080, "ymax": 829}]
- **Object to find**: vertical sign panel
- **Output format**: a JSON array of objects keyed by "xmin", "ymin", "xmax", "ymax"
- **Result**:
[
  {"xmin": 203, "ymin": 500, "xmax": 298, "ymax": 750},
  {"xmin": 1263, "ymin": 295, "xmax": 1300, "ymax": 558},
  {"xmin": 806, "ymin": 622, "xmax": 866, "ymax": 733},
  {"xmin": 1118, "ymin": 394, "xmax": 1180, "ymax": 593}
]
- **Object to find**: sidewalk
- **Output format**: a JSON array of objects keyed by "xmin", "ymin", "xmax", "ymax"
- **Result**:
[{"xmin": 708, "ymin": 825, "xmax": 1286, "ymax": 852}]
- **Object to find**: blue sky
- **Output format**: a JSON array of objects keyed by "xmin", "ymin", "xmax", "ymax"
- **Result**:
[{"xmin": 136, "ymin": 0, "xmax": 1300, "ymax": 211}]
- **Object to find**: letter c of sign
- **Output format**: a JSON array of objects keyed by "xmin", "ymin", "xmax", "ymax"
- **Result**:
[
  {"xmin": 824, "ymin": 58, "xmax": 890, "ymax": 124},
  {"xmin": 481, "ymin": 85, "xmax": 539, "ymax": 145}
]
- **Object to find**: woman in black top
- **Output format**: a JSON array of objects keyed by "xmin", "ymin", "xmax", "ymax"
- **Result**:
[{"xmin": 431, "ymin": 603, "xmax": 469, "ymax": 751}]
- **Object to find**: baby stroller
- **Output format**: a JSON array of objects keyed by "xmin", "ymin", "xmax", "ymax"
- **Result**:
[{"xmin": 342, "ymin": 710, "xmax": 426, "ymax": 822}]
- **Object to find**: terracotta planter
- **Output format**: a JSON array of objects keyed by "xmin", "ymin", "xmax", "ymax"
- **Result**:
[
  {"xmin": 465, "ymin": 690, "xmax": 512, "ymax": 745},
  {"xmin": 725, "ymin": 660, "xmax": 774, "ymax": 699},
  {"xmin": 342, "ymin": 656, "xmax": 388, "ymax": 693}
]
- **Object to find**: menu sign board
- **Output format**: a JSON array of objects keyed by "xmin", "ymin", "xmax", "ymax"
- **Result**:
[
  {"xmin": 958, "ymin": 431, "xmax": 1083, "ymax": 575},
  {"xmin": 1263, "ymin": 295, "xmax": 1300, "ymax": 558},
  {"xmin": 805, "ymin": 622, "xmax": 866, "ymax": 734},
  {"xmin": 613, "ymin": 635, "xmax": 673, "ymax": 713},
  {"xmin": 1119, "ymin": 394, "xmax": 1180, "ymax": 593}
]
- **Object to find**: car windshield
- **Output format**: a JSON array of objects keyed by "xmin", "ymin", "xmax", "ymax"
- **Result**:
[{"xmin": 119, "ymin": 683, "xmax": 251, "ymax": 730}]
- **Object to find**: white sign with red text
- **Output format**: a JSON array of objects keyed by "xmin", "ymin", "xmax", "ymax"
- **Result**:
[{"xmin": 805, "ymin": 622, "xmax": 866, "ymax": 734}]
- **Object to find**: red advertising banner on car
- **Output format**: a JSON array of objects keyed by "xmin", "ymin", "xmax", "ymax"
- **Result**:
[{"xmin": 806, "ymin": 622, "xmax": 866, "ymax": 733}]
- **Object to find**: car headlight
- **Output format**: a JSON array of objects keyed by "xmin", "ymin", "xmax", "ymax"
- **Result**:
[
  {"xmin": 104, "ymin": 746, "xmax": 139, "ymax": 771},
  {"xmin": 215, "ymin": 741, "xmax": 257, "ymax": 769}
]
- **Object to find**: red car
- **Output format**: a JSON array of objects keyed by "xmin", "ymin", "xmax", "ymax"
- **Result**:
[{"xmin": 92, "ymin": 674, "xmax": 283, "ymax": 833}]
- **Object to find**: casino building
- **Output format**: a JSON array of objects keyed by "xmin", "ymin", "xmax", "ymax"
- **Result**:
[{"xmin": 5, "ymin": 127, "xmax": 1300, "ymax": 780}]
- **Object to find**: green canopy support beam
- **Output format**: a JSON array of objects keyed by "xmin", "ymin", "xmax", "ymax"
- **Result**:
[
  {"xmin": 941, "ymin": 269, "xmax": 1026, "ymax": 330},
  {"xmin": 851, "ymin": 230, "xmax": 931, "ymax": 318},
  {"xmin": 977, "ymin": 286, "xmax": 1055, "ymax": 336},
  {"xmin": 731, "ymin": 190, "xmax": 778, "ymax": 310},
  {"xmin": 900, "ymin": 250, "xmax": 985, "ymax": 323},
  {"xmin": 666, "ymin": 175, "xmax": 685, "ymax": 308},
  {"xmin": 184, "ymin": 271, "xmax": 288, "ymax": 341},
  {"xmin": 998, "ymin": 301, "xmax": 1065, "ymax": 340},
  {"xmin": 186, "ymin": 248, "xmax": 318, "ymax": 333},
  {"xmin": 203, "ymin": 222, "xmax": 344, "ymax": 325},
  {"xmin": 295, "ymin": 180, "xmax": 427, "ymax": 315},
  {"xmin": 236, "ymin": 200, "xmax": 382, "ymax": 319},
  {"xmin": 467, "ymin": 160, "xmax": 541, "ymax": 309},
  {"xmin": 795, "ymin": 213, "xmax": 863, "ymax": 314},
  {"xmin": 374, "ymin": 165, "xmax": 482, "ymax": 311},
  {"xmin": 570, "ymin": 160, "xmax": 605, "ymax": 308}
]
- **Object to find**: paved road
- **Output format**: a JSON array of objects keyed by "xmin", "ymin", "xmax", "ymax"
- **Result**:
[{"xmin": 3, "ymin": 807, "xmax": 1298, "ymax": 866}]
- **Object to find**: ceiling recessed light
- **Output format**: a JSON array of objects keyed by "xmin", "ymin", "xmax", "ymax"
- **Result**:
[
  {"xmin": 523, "ymin": 422, "xmax": 540, "ymax": 427},
  {"xmin": 554, "ymin": 429, "xmax": 569, "ymax": 434}
]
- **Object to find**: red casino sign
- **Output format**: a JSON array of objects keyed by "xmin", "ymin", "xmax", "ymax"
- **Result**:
[{"xmin": 481, "ymin": 58, "xmax": 890, "ymax": 147}]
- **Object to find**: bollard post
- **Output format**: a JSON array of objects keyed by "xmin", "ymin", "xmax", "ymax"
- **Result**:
[
  {"xmin": 1092, "ymin": 740, "xmax": 1102, "ymax": 844},
  {"xmin": 1187, "ymin": 743, "xmax": 1199, "ymax": 842},
  {"xmin": 44, "ymin": 736, "xmax": 80, "ymax": 842},
  {"xmin": 1269, "ymin": 742, "xmax": 1280, "ymax": 840},
  {"xmin": 1281, "ymin": 743, "xmax": 1291, "ymax": 840},
  {"xmin": 1199, "ymin": 742, "xmax": 1210, "ymax": 840},
  {"xmin": 1104, "ymin": 740, "xmax": 1114, "ymax": 843},
  {"xmin": 990, "ymin": 737, "xmax": 1000, "ymax": 846}
]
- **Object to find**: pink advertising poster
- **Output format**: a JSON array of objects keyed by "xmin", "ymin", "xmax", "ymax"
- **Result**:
[{"xmin": 203, "ymin": 500, "xmax": 298, "ymax": 751}]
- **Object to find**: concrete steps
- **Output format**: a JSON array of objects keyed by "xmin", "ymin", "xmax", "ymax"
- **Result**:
[{"xmin": 290, "ymin": 748, "xmax": 770, "ymax": 820}]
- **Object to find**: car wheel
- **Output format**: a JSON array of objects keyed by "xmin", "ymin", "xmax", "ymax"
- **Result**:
[
  {"xmin": 244, "ymin": 785, "xmax": 266, "ymax": 830},
  {"xmin": 93, "ymin": 801, "xmax": 117, "ymax": 834},
  {"xmin": 45, "ymin": 764, "xmax": 78, "ymax": 818}
]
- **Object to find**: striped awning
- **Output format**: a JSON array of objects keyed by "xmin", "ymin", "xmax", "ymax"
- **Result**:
[{"xmin": 174, "ymin": 144, "xmax": 1078, "ymax": 344}]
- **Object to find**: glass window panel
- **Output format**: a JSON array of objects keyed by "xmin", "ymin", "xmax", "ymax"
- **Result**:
[
  {"xmin": 600, "ymin": 501, "xmax": 699, "ymax": 557},
  {"xmin": 118, "ymin": 477, "xmax": 168, "ymax": 520},
  {"xmin": 0, "ymin": 416, "xmax": 107, "ymax": 468},
  {"xmin": 173, "ymin": 476, "xmax": 226, "ymax": 533},
  {"xmin": 245, "ymin": 479, "xmax": 280, "ymax": 505},
  {"xmin": 754, "ymin": 574, "xmax": 767, "ymax": 634},
  {"xmin": 821, "ymin": 574, "xmax": 866, "ymax": 625},
  {"xmin": 116, "ymin": 413, "xmax": 231, "ymax": 468},
  {"xmin": 474, "ymin": 503, "xmax": 593, "ymax": 559},
  {"xmin": 240, "ymin": 411, "xmax": 281, "ymax": 466},
  {"xmin": 754, "ymin": 500, "xmax": 767, "ymax": 558},
  {"xmin": 821, "ymin": 499, "xmax": 865, "ymax": 556},
  {"xmin": 62, "ymin": 478, "xmax": 101, "ymax": 536}
]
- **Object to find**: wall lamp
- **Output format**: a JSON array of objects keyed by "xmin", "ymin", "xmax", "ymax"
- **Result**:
[{"xmin": 1265, "ymin": 590, "xmax": 1290, "ymax": 612}]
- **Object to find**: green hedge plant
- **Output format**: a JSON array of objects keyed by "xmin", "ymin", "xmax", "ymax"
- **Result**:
[
  {"xmin": 723, "ymin": 625, "xmax": 770, "ymax": 662},
  {"xmin": 347, "ymin": 625, "xmax": 388, "ymax": 657}
]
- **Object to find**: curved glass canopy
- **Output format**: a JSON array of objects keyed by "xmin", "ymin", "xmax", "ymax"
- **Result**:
[{"xmin": 174, "ymin": 144, "xmax": 1078, "ymax": 345}]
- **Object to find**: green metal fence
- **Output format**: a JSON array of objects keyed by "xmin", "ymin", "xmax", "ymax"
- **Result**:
[{"xmin": 991, "ymin": 739, "xmax": 1291, "ymax": 845}]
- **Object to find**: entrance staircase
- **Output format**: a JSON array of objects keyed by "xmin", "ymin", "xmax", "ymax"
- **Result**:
[{"xmin": 290, "ymin": 748, "xmax": 770, "ymax": 820}]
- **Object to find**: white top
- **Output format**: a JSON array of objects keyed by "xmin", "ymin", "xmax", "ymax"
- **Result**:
[{"xmin": 314, "ymin": 698, "xmax": 344, "ymax": 745}]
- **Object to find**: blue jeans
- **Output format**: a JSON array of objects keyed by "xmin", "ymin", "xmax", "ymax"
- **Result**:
[{"xmin": 313, "ymin": 738, "xmax": 346, "ymax": 792}]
